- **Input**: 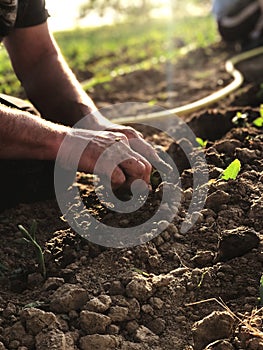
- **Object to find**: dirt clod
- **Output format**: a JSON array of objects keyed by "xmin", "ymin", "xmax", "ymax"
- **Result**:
[{"xmin": 192, "ymin": 311, "xmax": 236, "ymax": 350}]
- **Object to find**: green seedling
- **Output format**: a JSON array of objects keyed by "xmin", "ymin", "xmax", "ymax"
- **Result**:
[
  {"xmin": 18, "ymin": 220, "xmax": 46, "ymax": 279},
  {"xmin": 232, "ymin": 111, "xmax": 248, "ymax": 126},
  {"xmin": 220, "ymin": 159, "xmax": 241, "ymax": 181},
  {"xmin": 259, "ymin": 274, "xmax": 263, "ymax": 306},
  {"xmin": 252, "ymin": 105, "xmax": 263, "ymax": 127},
  {"xmin": 196, "ymin": 137, "xmax": 208, "ymax": 148},
  {"xmin": 132, "ymin": 267, "xmax": 150, "ymax": 277},
  {"xmin": 253, "ymin": 117, "xmax": 263, "ymax": 127},
  {"xmin": 148, "ymin": 99, "xmax": 158, "ymax": 106}
]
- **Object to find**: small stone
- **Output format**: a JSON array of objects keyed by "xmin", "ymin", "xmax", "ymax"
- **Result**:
[
  {"xmin": 80, "ymin": 311, "xmax": 111, "ymax": 334},
  {"xmin": 3, "ymin": 303, "xmax": 16, "ymax": 317},
  {"xmin": 50, "ymin": 284, "xmax": 88, "ymax": 313},
  {"xmin": 121, "ymin": 341, "xmax": 144, "ymax": 350},
  {"xmin": 21, "ymin": 308, "xmax": 59, "ymax": 335},
  {"xmin": 206, "ymin": 190, "xmax": 230, "ymax": 211},
  {"xmin": 126, "ymin": 321, "xmax": 139, "ymax": 334},
  {"xmin": 108, "ymin": 306, "xmax": 129, "ymax": 322},
  {"xmin": 141, "ymin": 304, "xmax": 154, "ymax": 315},
  {"xmin": 79, "ymin": 335, "xmax": 120, "ymax": 350},
  {"xmin": 191, "ymin": 251, "xmax": 214, "ymax": 267},
  {"xmin": 109, "ymin": 281, "xmax": 125, "ymax": 295},
  {"xmin": 147, "ymin": 318, "xmax": 166, "ymax": 335},
  {"xmin": 215, "ymin": 139, "xmax": 241, "ymax": 155},
  {"xmin": 127, "ymin": 298, "xmax": 141, "ymax": 320},
  {"xmin": 107, "ymin": 324, "xmax": 120, "ymax": 335},
  {"xmin": 85, "ymin": 295, "xmax": 112, "ymax": 313},
  {"xmin": 134, "ymin": 325, "xmax": 159, "ymax": 344},
  {"xmin": 192, "ymin": 311, "xmax": 236, "ymax": 350},
  {"xmin": 148, "ymin": 255, "xmax": 160, "ymax": 267},
  {"xmin": 35, "ymin": 330, "xmax": 75, "ymax": 350},
  {"xmin": 217, "ymin": 227, "xmax": 260, "ymax": 262},
  {"xmin": 27, "ymin": 273, "xmax": 44, "ymax": 289},
  {"xmin": 9, "ymin": 340, "xmax": 20, "ymax": 349},
  {"xmin": 42, "ymin": 277, "xmax": 64, "ymax": 291},
  {"xmin": 235, "ymin": 147, "xmax": 258, "ymax": 163},
  {"xmin": 126, "ymin": 276, "xmax": 153, "ymax": 301},
  {"xmin": 150, "ymin": 297, "xmax": 164, "ymax": 310}
]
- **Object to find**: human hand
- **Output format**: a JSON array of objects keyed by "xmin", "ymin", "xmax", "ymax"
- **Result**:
[{"xmin": 58, "ymin": 126, "xmax": 171, "ymax": 191}]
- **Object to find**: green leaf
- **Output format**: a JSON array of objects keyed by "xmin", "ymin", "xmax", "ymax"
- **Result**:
[
  {"xmin": 196, "ymin": 137, "xmax": 208, "ymax": 148},
  {"xmin": 220, "ymin": 159, "xmax": 241, "ymax": 181},
  {"xmin": 253, "ymin": 116, "xmax": 263, "ymax": 127},
  {"xmin": 232, "ymin": 112, "xmax": 248, "ymax": 125}
]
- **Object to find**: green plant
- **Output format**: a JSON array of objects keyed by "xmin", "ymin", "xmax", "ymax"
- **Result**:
[
  {"xmin": 252, "ymin": 104, "xmax": 263, "ymax": 127},
  {"xmin": 232, "ymin": 111, "xmax": 248, "ymax": 126},
  {"xmin": 220, "ymin": 159, "xmax": 241, "ymax": 181},
  {"xmin": 18, "ymin": 220, "xmax": 46, "ymax": 279},
  {"xmin": 196, "ymin": 137, "xmax": 208, "ymax": 148}
]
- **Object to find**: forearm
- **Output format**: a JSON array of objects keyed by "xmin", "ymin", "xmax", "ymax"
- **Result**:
[
  {"xmin": 21, "ymin": 48, "xmax": 99, "ymax": 126},
  {"xmin": 0, "ymin": 105, "xmax": 66, "ymax": 160},
  {"xmin": 4, "ymin": 24, "xmax": 111, "ymax": 129}
]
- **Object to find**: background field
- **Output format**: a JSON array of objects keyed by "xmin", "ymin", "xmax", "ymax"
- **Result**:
[{"xmin": 0, "ymin": 13, "xmax": 219, "ymax": 98}]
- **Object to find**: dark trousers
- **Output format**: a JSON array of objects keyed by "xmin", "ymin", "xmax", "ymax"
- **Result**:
[{"xmin": 0, "ymin": 94, "xmax": 56, "ymax": 211}]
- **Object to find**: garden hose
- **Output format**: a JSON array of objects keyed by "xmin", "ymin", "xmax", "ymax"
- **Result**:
[{"xmin": 109, "ymin": 45, "xmax": 263, "ymax": 124}]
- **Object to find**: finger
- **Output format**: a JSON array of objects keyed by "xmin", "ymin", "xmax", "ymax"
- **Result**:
[
  {"xmin": 129, "ymin": 137, "xmax": 173, "ymax": 173},
  {"xmin": 111, "ymin": 166, "xmax": 126, "ymax": 190},
  {"xmin": 98, "ymin": 162, "xmax": 126, "ymax": 190},
  {"xmin": 106, "ymin": 125, "xmax": 144, "ymax": 139}
]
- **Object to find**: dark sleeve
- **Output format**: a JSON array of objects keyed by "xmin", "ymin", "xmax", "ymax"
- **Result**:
[{"xmin": 15, "ymin": 0, "xmax": 50, "ymax": 28}]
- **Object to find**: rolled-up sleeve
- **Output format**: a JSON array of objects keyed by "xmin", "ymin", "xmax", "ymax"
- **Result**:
[{"xmin": 15, "ymin": 0, "xmax": 50, "ymax": 28}]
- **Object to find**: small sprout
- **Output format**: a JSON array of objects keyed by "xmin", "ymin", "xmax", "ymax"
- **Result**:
[
  {"xmin": 259, "ymin": 274, "xmax": 263, "ymax": 306},
  {"xmin": 232, "ymin": 111, "xmax": 248, "ymax": 126},
  {"xmin": 132, "ymin": 267, "xmax": 149, "ymax": 277},
  {"xmin": 23, "ymin": 301, "xmax": 46, "ymax": 309},
  {"xmin": 148, "ymin": 99, "xmax": 158, "ymax": 106},
  {"xmin": 220, "ymin": 159, "xmax": 241, "ymax": 181},
  {"xmin": 18, "ymin": 220, "xmax": 46, "ymax": 279},
  {"xmin": 196, "ymin": 137, "xmax": 208, "ymax": 148},
  {"xmin": 253, "ymin": 117, "xmax": 263, "ymax": 127}
]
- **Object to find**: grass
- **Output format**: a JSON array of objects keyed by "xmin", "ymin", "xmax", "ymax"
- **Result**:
[{"xmin": 0, "ymin": 14, "xmax": 218, "ymax": 97}]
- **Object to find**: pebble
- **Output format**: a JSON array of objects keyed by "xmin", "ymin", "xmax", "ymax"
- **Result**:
[
  {"xmin": 217, "ymin": 227, "xmax": 260, "ymax": 262},
  {"xmin": 192, "ymin": 311, "xmax": 236, "ymax": 350},
  {"xmin": 134, "ymin": 325, "xmax": 159, "ymax": 344},
  {"xmin": 35, "ymin": 330, "xmax": 75, "ymax": 350},
  {"xmin": 147, "ymin": 318, "xmax": 166, "ymax": 335},
  {"xmin": 126, "ymin": 276, "xmax": 153, "ymax": 301},
  {"xmin": 108, "ymin": 306, "xmax": 129, "ymax": 322},
  {"xmin": 80, "ymin": 311, "xmax": 111, "ymax": 334},
  {"xmin": 20, "ymin": 308, "xmax": 59, "ymax": 335},
  {"xmin": 85, "ymin": 295, "xmax": 112, "ymax": 313},
  {"xmin": 150, "ymin": 297, "xmax": 164, "ymax": 310},
  {"xmin": 206, "ymin": 190, "xmax": 230, "ymax": 211},
  {"xmin": 42, "ymin": 277, "xmax": 64, "ymax": 291},
  {"xmin": 50, "ymin": 284, "xmax": 88, "ymax": 313},
  {"xmin": 79, "ymin": 334, "xmax": 120, "ymax": 350},
  {"xmin": 191, "ymin": 250, "xmax": 215, "ymax": 267}
]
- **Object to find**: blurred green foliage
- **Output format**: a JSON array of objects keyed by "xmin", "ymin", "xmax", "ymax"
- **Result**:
[{"xmin": 0, "ymin": 15, "xmax": 218, "ymax": 97}]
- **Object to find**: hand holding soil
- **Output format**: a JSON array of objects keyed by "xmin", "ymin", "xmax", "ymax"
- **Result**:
[{"xmin": 58, "ymin": 125, "xmax": 169, "ymax": 191}]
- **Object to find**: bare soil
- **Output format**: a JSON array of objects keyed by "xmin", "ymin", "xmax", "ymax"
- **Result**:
[{"xmin": 0, "ymin": 41, "xmax": 262, "ymax": 350}]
